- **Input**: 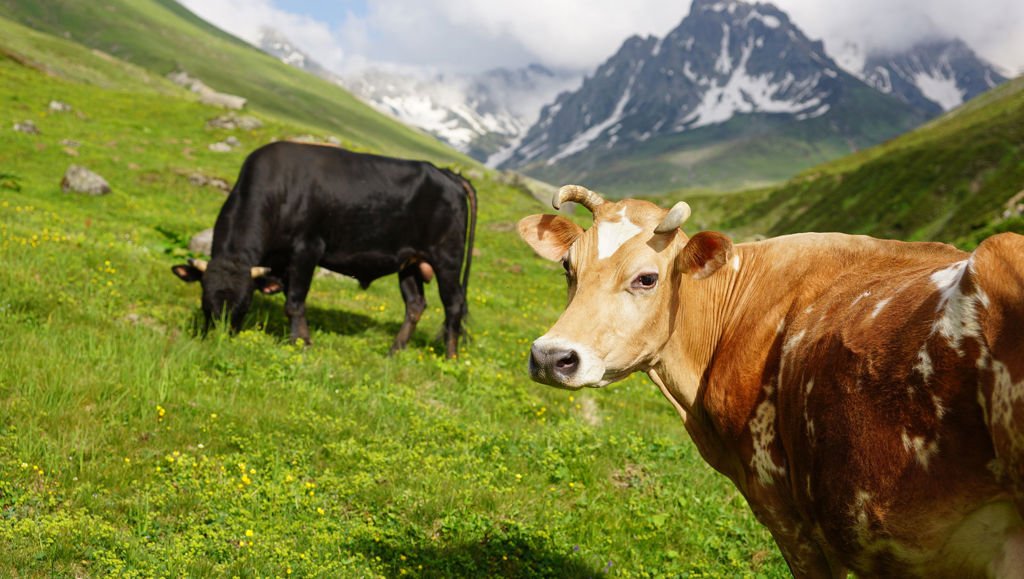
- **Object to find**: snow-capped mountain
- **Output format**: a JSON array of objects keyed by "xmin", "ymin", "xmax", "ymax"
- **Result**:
[
  {"xmin": 499, "ymin": 0, "xmax": 905, "ymax": 171},
  {"xmin": 256, "ymin": 26, "xmax": 581, "ymax": 162},
  {"xmin": 843, "ymin": 39, "xmax": 1006, "ymax": 116},
  {"xmin": 257, "ymin": 27, "xmax": 341, "ymax": 84},
  {"xmin": 343, "ymin": 65, "xmax": 581, "ymax": 163}
]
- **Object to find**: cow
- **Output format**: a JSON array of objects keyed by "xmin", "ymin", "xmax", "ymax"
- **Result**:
[
  {"xmin": 172, "ymin": 141, "xmax": 477, "ymax": 358},
  {"xmin": 518, "ymin": 184, "xmax": 1024, "ymax": 577}
]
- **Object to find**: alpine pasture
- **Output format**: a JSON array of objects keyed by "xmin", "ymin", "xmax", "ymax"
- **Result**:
[{"xmin": 0, "ymin": 13, "xmax": 787, "ymax": 578}]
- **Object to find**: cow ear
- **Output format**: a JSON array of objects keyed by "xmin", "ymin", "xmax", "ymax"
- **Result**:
[
  {"xmin": 678, "ymin": 231, "xmax": 733, "ymax": 279},
  {"xmin": 518, "ymin": 214, "xmax": 584, "ymax": 262},
  {"xmin": 172, "ymin": 264, "xmax": 203, "ymax": 282}
]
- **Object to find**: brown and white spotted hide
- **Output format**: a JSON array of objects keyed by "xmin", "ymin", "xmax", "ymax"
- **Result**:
[{"xmin": 519, "ymin": 188, "xmax": 1024, "ymax": 578}]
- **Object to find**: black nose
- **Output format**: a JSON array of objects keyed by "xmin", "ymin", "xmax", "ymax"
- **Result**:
[{"xmin": 530, "ymin": 343, "xmax": 579, "ymax": 379}]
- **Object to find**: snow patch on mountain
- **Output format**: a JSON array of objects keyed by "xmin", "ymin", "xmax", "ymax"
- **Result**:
[
  {"xmin": 684, "ymin": 39, "xmax": 829, "ymax": 129},
  {"xmin": 913, "ymin": 70, "xmax": 964, "ymax": 110},
  {"xmin": 548, "ymin": 62, "xmax": 641, "ymax": 164},
  {"xmin": 832, "ymin": 38, "xmax": 1005, "ymax": 113},
  {"xmin": 343, "ymin": 66, "xmax": 581, "ymax": 163}
]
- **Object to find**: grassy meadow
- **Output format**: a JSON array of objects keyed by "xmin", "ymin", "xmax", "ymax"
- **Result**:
[{"xmin": 0, "ymin": 14, "xmax": 788, "ymax": 579}]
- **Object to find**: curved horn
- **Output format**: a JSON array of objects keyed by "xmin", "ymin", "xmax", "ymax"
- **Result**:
[
  {"xmin": 250, "ymin": 266, "xmax": 272, "ymax": 278},
  {"xmin": 654, "ymin": 201, "xmax": 692, "ymax": 233},
  {"xmin": 552, "ymin": 184, "xmax": 606, "ymax": 212},
  {"xmin": 187, "ymin": 257, "xmax": 209, "ymax": 272}
]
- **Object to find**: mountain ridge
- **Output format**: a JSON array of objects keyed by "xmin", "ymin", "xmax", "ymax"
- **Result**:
[{"xmin": 498, "ymin": 0, "xmax": 929, "ymax": 194}]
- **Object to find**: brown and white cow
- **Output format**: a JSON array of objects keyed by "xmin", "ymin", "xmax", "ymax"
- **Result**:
[{"xmin": 518, "ymin": 185, "xmax": 1024, "ymax": 578}]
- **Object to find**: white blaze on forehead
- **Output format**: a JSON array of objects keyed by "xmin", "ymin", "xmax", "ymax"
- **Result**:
[{"xmin": 596, "ymin": 207, "xmax": 642, "ymax": 259}]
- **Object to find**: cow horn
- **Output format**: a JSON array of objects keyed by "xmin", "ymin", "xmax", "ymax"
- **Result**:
[
  {"xmin": 251, "ymin": 266, "xmax": 271, "ymax": 278},
  {"xmin": 188, "ymin": 257, "xmax": 209, "ymax": 272},
  {"xmin": 552, "ymin": 184, "xmax": 606, "ymax": 212},
  {"xmin": 654, "ymin": 201, "xmax": 692, "ymax": 233}
]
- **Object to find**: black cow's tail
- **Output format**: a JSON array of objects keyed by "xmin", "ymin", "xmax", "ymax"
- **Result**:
[{"xmin": 459, "ymin": 177, "xmax": 478, "ymax": 302}]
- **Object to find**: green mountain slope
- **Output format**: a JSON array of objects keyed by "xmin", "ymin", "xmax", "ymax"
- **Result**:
[
  {"xmin": 675, "ymin": 74, "xmax": 1024, "ymax": 249},
  {"xmin": 0, "ymin": 0, "xmax": 469, "ymax": 165},
  {"xmin": 0, "ymin": 11, "xmax": 789, "ymax": 578}
]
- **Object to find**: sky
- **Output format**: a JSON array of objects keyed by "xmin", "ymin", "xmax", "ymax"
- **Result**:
[{"xmin": 176, "ymin": 0, "xmax": 1024, "ymax": 77}]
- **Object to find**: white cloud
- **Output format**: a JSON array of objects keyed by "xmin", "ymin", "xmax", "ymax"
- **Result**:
[
  {"xmin": 176, "ymin": 0, "xmax": 346, "ymax": 72},
  {"xmin": 176, "ymin": 0, "xmax": 1024, "ymax": 77},
  {"xmin": 775, "ymin": 0, "xmax": 1024, "ymax": 75}
]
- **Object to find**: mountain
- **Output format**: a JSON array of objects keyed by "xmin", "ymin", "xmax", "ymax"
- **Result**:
[
  {"xmin": 250, "ymin": 25, "xmax": 581, "ymax": 165},
  {"xmin": 257, "ymin": 26, "xmax": 342, "ymax": 84},
  {"xmin": 680, "ymin": 73, "xmax": 1024, "ymax": 249},
  {"xmin": 835, "ymin": 38, "xmax": 1007, "ymax": 116},
  {"xmin": 341, "ymin": 64, "xmax": 581, "ymax": 164},
  {"xmin": 498, "ymin": 0, "xmax": 928, "ymax": 194}
]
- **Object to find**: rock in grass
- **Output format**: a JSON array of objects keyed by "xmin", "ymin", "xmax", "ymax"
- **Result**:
[
  {"xmin": 189, "ymin": 228, "xmax": 214, "ymax": 255},
  {"xmin": 13, "ymin": 120, "xmax": 40, "ymax": 134},
  {"xmin": 49, "ymin": 100, "xmax": 72, "ymax": 113},
  {"xmin": 206, "ymin": 114, "xmax": 263, "ymax": 131},
  {"xmin": 187, "ymin": 172, "xmax": 231, "ymax": 192},
  {"xmin": 61, "ymin": 164, "xmax": 111, "ymax": 195}
]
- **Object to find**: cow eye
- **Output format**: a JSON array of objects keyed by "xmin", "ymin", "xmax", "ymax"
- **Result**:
[{"xmin": 631, "ymin": 272, "xmax": 658, "ymax": 291}]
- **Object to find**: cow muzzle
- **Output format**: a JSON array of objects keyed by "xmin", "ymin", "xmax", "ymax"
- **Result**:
[{"xmin": 528, "ymin": 336, "xmax": 606, "ymax": 389}]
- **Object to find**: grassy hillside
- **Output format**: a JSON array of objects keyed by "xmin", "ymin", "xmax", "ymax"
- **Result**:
[
  {"xmin": 688, "ymin": 74, "xmax": 1024, "ymax": 248},
  {"xmin": 0, "ymin": 0, "xmax": 469, "ymax": 166},
  {"xmin": 0, "ymin": 12, "xmax": 787, "ymax": 578}
]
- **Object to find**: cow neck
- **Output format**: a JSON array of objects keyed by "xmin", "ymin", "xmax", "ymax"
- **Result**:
[
  {"xmin": 650, "ymin": 241, "xmax": 810, "ymax": 465},
  {"xmin": 649, "ymin": 243, "xmax": 747, "ymax": 410}
]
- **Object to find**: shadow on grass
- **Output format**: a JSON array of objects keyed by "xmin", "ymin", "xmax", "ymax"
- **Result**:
[
  {"xmin": 347, "ymin": 532, "xmax": 606, "ymax": 578},
  {"xmin": 181, "ymin": 294, "xmax": 448, "ymax": 355},
  {"xmin": 247, "ymin": 296, "xmax": 446, "ymax": 353}
]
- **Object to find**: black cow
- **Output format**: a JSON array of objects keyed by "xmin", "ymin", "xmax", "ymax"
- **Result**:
[{"xmin": 172, "ymin": 141, "xmax": 477, "ymax": 358}]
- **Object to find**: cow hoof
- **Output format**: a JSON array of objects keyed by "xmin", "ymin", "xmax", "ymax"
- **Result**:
[{"xmin": 290, "ymin": 337, "xmax": 312, "ymax": 348}]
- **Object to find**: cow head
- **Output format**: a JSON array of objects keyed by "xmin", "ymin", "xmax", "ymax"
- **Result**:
[
  {"xmin": 518, "ymin": 185, "xmax": 732, "ymax": 389},
  {"xmin": 171, "ymin": 258, "xmax": 277, "ymax": 331}
]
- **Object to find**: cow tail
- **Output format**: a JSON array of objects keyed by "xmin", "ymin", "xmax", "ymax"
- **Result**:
[{"xmin": 460, "ymin": 178, "xmax": 478, "ymax": 301}]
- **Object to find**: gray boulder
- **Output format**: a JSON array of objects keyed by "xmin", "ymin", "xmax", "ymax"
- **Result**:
[
  {"xmin": 189, "ymin": 228, "xmax": 214, "ymax": 255},
  {"xmin": 13, "ymin": 120, "xmax": 40, "ymax": 134},
  {"xmin": 168, "ymin": 70, "xmax": 247, "ymax": 110},
  {"xmin": 49, "ymin": 100, "xmax": 72, "ymax": 112},
  {"xmin": 61, "ymin": 165, "xmax": 111, "ymax": 195},
  {"xmin": 197, "ymin": 92, "xmax": 247, "ymax": 110},
  {"xmin": 187, "ymin": 173, "xmax": 231, "ymax": 192},
  {"xmin": 207, "ymin": 114, "xmax": 263, "ymax": 131}
]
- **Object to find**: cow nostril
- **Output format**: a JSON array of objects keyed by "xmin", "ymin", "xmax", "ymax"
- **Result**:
[{"xmin": 555, "ymin": 350, "xmax": 579, "ymax": 372}]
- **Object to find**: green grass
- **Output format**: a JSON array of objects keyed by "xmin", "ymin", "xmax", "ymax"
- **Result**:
[{"xmin": 0, "ymin": 15, "xmax": 787, "ymax": 578}]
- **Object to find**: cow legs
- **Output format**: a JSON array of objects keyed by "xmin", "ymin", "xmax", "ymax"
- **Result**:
[
  {"xmin": 433, "ymin": 264, "xmax": 467, "ymax": 359},
  {"xmin": 283, "ymin": 246, "xmax": 321, "ymax": 346},
  {"xmin": 388, "ymin": 264, "xmax": 427, "ymax": 355}
]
